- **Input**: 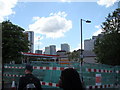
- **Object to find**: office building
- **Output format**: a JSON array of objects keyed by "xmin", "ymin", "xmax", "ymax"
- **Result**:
[
  {"xmin": 84, "ymin": 39, "xmax": 95, "ymax": 51},
  {"xmin": 83, "ymin": 34, "xmax": 104, "ymax": 63},
  {"xmin": 44, "ymin": 45, "xmax": 56, "ymax": 55},
  {"xmin": 50, "ymin": 45, "xmax": 56, "ymax": 55},
  {"xmin": 44, "ymin": 47, "xmax": 50, "ymax": 54},
  {"xmin": 84, "ymin": 34, "xmax": 104, "ymax": 51},
  {"xmin": 61, "ymin": 43, "xmax": 70, "ymax": 52},
  {"xmin": 24, "ymin": 31, "xmax": 34, "ymax": 53}
]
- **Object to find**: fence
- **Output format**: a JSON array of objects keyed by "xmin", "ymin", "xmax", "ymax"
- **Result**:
[{"xmin": 3, "ymin": 61, "xmax": 120, "ymax": 89}]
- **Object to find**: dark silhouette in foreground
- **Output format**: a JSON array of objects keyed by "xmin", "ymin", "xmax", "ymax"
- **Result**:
[
  {"xmin": 59, "ymin": 68, "xmax": 84, "ymax": 90},
  {"xmin": 18, "ymin": 64, "xmax": 42, "ymax": 90}
]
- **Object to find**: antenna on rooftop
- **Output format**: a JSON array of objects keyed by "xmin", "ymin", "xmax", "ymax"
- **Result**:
[{"xmin": 38, "ymin": 37, "xmax": 40, "ymax": 50}]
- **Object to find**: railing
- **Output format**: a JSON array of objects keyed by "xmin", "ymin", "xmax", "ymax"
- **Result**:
[{"xmin": 3, "ymin": 62, "xmax": 120, "ymax": 89}]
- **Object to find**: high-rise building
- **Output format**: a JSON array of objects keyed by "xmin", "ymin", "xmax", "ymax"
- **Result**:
[
  {"xmin": 84, "ymin": 39, "xmax": 95, "ymax": 51},
  {"xmin": 84, "ymin": 34, "xmax": 103, "ymax": 51},
  {"xmin": 61, "ymin": 43, "xmax": 70, "ymax": 52},
  {"xmin": 50, "ymin": 45, "xmax": 56, "ymax": 55},
  {"xmin": 44, "ymin": 47, "xmax": 50, "ymax": 54},
  {"xmin": 44, "ymin": 45, "xmax": 56, "ymax": 55},
  {"xmin": 24, "ymin": 31, "xmax": 34, "ymax": 53}
]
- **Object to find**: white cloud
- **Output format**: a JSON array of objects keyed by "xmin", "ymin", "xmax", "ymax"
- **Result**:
[
  {"xmin": 71, "ymin": 43, "xmax": 84, "ymax": 52},
  {"xmin": 0, "ymin": 0, "xmax": 18, "ymax": 22},
  {"xmin": 93, "ymin": 29, "xmax": 102, "ymax": 36},
  {"xmin": 32, "ymin": 16, "xmax": 40, "ymax": 21},
  {"xmin": 59, "ymin": 0, "xmax": 100, "ymax": 2},
  {"xmin": 19, "ymin": 0, "xmax": 98, "ymax": 2},
  {"xmin": 60, "ymin": 0, "xmax": 72, "ymax": 2},
  {"xmin": 56, "ymin": 47, "xmax": 61, "ymax": 51},
  {"xmin": 28, "ymin": 11, "xmax": 72, "ymax": 38},
  {"xmin": 93, "ymin": 25, "xmax": 103, "ymax": 36},
  {"xmin": 97, "ymin": 0, "xmax": 118, "ymax": 7},
  {"xmin": 71, "ymin": 44, "xmax": 80, "ymax": 51},
  {"xmin": 95, "ymin": 25, "xmax": 100, "ymax": 29}
]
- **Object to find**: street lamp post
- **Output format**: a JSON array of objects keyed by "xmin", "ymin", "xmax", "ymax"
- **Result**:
[{"xmin": 80, "ymin": 19, "xmax": 91, "ymax": 81}]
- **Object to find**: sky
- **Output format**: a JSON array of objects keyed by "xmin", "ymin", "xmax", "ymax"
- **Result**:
[{"xmin": 0, "ymin": 0, "xmax": 119, "ymax": 52}]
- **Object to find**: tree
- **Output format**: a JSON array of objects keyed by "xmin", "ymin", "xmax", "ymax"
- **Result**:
[
  {"xmin": 2, "ymin": 21, "xmax": 29, "ymax": 63},
  {"xmin": 94, "ymin": 8, "xmax": 120, "ymax": 65},
  {"xmin": 67, "ymin": 49, "xmax": 80, "ymax": 61}
]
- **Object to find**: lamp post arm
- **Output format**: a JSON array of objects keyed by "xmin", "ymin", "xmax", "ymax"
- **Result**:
[{"xmin": 81, "ymin": 19, "xmax": 86, "ymax": 22}]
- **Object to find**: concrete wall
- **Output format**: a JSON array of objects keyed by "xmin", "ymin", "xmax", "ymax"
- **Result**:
[{"xmin": 84, "ymin": 57, "xmax": 97, "ymax": 64}]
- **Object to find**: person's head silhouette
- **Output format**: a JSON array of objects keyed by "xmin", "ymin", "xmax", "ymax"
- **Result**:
[
  {"xmin": 25, "ymin": 64, "xmax": 33, "ymax": 74},
  {"xmin": 59, "ymin": 68, "xmax": 83, "ymax": 90}
]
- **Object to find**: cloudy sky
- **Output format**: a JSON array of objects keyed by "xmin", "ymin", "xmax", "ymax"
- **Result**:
[{"xmin": 0, "ymin": 0, "xmax": 119, "ymax": 52}]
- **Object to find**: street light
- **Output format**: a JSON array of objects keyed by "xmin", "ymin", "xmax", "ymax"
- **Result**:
[
  {"xmin": 80, "ymin": 19, "xmax": 91, "ymax": 63},
  {"xmin": 80, "ymin": 19, "xmax": 91, "ymax": 81}
]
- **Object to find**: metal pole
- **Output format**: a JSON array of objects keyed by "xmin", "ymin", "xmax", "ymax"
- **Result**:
[
  {"xmin": 80, "ymin": 19, "xmax": 91, "ymax": 82},
  {"xmin": 81, "ymin": 19, "xmax": 83, "ymax": 65},
  {"xmin": 80, "ymin": 19, "xmax": 83, "ymax": 82}
]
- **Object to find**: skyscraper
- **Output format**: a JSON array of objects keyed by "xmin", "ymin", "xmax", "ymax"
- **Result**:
[
  {"xmin": 24, "ymin": 31, "xmax": 34, "ymax": 53},
  {"xmin": 61, "ymin": 43, "xmax": 70, "ymax": 52},
  {"xmin": 50, "ymin": 45, "xmax": 56, "ymax": 55},
  {"xmin": 44, "ymin": 47, "xmax": 50, "ymax": 54},
  {"xmin": 84, "ymin": 34, "xmax": 103, "ymax": 51},
  {"xmin": 44, "ymin": 45, "xmax": 56, "ymax": 55}
]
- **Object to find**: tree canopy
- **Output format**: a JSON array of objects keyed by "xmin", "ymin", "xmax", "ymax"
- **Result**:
[
  {"xmin": 2, "ymin": 21, "xmax": 29, "ymax": 63},
  {"xmin": 94, "ymin": 8, "xmax": 120, "ymax": 66}
]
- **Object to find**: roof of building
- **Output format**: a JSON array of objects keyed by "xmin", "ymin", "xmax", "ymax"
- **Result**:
[{"xmin": 22, "ymin": 52, "xmax": 59, "ymax": 58}]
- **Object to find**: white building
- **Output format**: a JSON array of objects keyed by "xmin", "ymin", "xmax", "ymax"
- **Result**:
[
  {"xmin": 44, "ymin": 47, "xmax": 50, "ymax": 54},
  {"xmin": 24, "ymin": 31, "xmax": 34, "ymax": 53},
  {"xmin": 44, "ymin": 45, "xmax": 56, "ymax": 55},
  {"xmin": 50, "ymin": 45, "xmax": 56, "ymax": 55},
  {"xmin": 83, "ymin": 34, "xmax": 103, "ymax": 64},
  {"xmin": 84, "ymin": 39, "xmax": 95, "ymax": 51},
  {"xmin": 84, "ymin": 34, "xmax": 105, "ymax": 51},
  {"xmin": 61, "ymin": 43, "xmax": 70, "ymax": 52}
]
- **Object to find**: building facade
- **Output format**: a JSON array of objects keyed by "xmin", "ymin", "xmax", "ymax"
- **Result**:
[
  {"xmin": 57, "ymin": 50, "xmax": 66, "ymax": 56},
  {"xmin": 24, "ymin": 31, "xmax": 34, "ymax": 53},
  {"xmin": 61, "ymin": 43, "xmax": 70, "ymax": 52},
  {"xmin": 44, "ymin": 47, "xmax": 50, "ymax": 54},
  {"xmin": 50, "ymin": 45, "xmax": 56, "ymax": 55},
  {"xmin": 84, "ymin": 35, "xmax": 104, "ymax": 51},
  {"xmin": 44, "ymin": 45, "xmax": 56, "ymax": 55},
  {"xmin": 35, "ymin": 50, "xmax": 42, "ymax": 54},
  {"xmin": 84, "ymin": 39, "xmax": 95, "ymax": 51},
  {"xmin": 83, "ymin": 34, "xmax": 104, "ymax": 64}
]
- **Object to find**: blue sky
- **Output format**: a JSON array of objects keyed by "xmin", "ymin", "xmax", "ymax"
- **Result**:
[{"xmin": 0, "ymin": 0, "xmax": 119, "ymax": 52}]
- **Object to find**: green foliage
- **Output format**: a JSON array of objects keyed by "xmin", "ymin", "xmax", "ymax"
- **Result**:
[
  {"xmin": 102, "ymin": 8, "xmax": 120, "ymax": 34},
  {"xmin": 94, "ymin": 8, "xmax": 120, "ymax": 65},
  {"xmin": 67, "ymin": 49, "xmax": 80, "ymax": 61},
  {"xmin": 2, "ymin": 20, "xmax": 29, "ymax": 63}
]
